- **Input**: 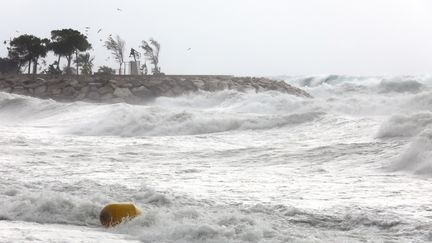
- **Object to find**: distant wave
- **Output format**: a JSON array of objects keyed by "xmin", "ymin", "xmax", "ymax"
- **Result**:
[
  {"xmin": 378, "ymin": 78, "xmax": 423, "ymax": 94},
  {"xmin": 281, "ymin": 75, "xmax": 430, "ymax": 90},
  {"xmin": 2, "ymin": 75, "xmax": 431, "ymax": 137},
  {"xmin": 285, "ymin": 75, "xmax": 368, "ymax": 87}
]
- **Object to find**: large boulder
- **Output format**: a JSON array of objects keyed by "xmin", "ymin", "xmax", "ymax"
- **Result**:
[
  {"xmin": 131, "ymin": 86, "xmax": 153, "ymax": 97},
  {"xmin": 87, "ymin": 91, "xmax": 101, "ymax": 100},
  {"xmin": 62, "ymin": 86, "xmax": 77, "ymax": 98},
  {"xmin": 113, "ymin": 87, "xmax": 133, "ymax": 99},
  {"xmin": 98, "ymin": 85, "xmax": 114, "ymax": 95},
  {"xmin": 34, "ymin": 85, "xmax": 47, "ymax": 96}
]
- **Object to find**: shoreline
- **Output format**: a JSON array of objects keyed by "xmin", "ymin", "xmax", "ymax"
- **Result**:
[{"xmin": 0, "ymin": 74, "xmax": 311, "ymax": 103}]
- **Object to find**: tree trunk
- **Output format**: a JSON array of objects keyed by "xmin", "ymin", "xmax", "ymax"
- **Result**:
[
  {"xmin": 119, "ymin": 63, "xmax": 122, "ymax": 75},
  {"xmin": 27, "ymin": 60, "xmax": 31, "ymax": 74},
  {"xmin": 32, "ymin": 58, "xmax": 38, "ymax": 74},
  {"xmin": 57, "ymin": 55, "xmax": 61, "ymax": 70},
  {"xmin": 76, "ymin": 51, "xmax": 79, "ymax": 75},
  {"xmin": 66, "ymin": 55, "xmax": 72, "ymax": 74}
]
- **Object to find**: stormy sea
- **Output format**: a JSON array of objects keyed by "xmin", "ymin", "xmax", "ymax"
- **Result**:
[{"xmin": 1, "ymin": 75, "xmax": 432, "ymax": 242}]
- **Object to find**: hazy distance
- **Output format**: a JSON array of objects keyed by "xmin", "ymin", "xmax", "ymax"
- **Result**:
[{"xmin": 1, "ymin": 0, "xmax": 432, "ymax": 76}]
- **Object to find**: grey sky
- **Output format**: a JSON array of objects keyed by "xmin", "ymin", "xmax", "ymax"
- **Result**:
[{"xmin": 1, "ymin": 0, "xmax": 432, "ymax": 76}]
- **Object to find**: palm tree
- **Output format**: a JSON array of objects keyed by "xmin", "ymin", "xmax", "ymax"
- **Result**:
[
  {"xmin": 74, "ymin": 53, "xmax": 94, "ymax": 75},
  {"xmin": 104, "ymin": 35, "xmax": 125, "ymax": 75},
  {"xmin": 140, "ymin": 38, "xmax": 161, "ymax": 74}
]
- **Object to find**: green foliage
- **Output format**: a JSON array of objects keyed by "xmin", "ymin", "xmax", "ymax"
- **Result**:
[
  {"xmin": 50, "ymin": 29, "xmax": 92, "ymax": 74},
  {"xmin": 104, "ymin": 35, "xmax": 125, "ymax": 75},
  {"xmin": 96, "ymin": 65, "xmax": 115, "ymax": 75},
  {"xmin": 62, "ymin": 66, "xmax": 76, "ymax": 75},
  {"xmin": 8, "ymin": 34, "xmax": 50, "ymax": 74},
  {"xmin": 44, "ymin": 61, "xmax": 62, "ymax": 75},
  {"xmin": 140, "ymin": 38, "xmax": 161, "ymax": 74},
  {"xmin": 75, "ymin": 53, "xmax": 95, "ymax": 75}
]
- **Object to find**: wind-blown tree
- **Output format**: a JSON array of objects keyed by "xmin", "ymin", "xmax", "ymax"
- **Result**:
[
  {"xmin": 96, "ymin": 65, "xmax": 115, "ymax": 75},
  {"xmin": 50, "ymin": 29, "xmax": 92, "ymax": 74},
  {"xmin": 140, "ymin": 38, "xmax": 161, "ymax": 74},
  {"xmin": 104, "ymin": 35, "xmax": 125, "ymax": 75},
  {"xmin": 74, "ymin": 53, "xmax": 94, "ymax": 75},
  {"xmin": 45, "ymin": 61, "xmax": 62, "ymax": 75},
  {"xmin": 8, "ymin": 35, "xmax": 50, "ymax": 74}
]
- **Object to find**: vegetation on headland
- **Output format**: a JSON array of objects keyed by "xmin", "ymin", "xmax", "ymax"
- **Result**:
[{"xmin": 0, "ymin": 29, "xmax": 161, "ymax": 76}]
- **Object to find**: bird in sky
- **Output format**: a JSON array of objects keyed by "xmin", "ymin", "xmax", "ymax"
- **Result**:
[
  {"xmin": 15, "ymin": 30, "xmax": 19, "ymax": 33},
  {"xmin": 187, "ymin": 48, "xmax": 192, "ymax": 51},
  {"xmin": 97, "ymin": 28, "xmax": 102, "ymax": 33},
  {"xmin": 117, "ymin": 8, "xmax": 122, "ymax": 11},
  {"xmin": 3, "ymin": 40, "xmax": 7, "ymax": 45},
  {"xmin": 85, "ymin": 27, "xmax": 91, "ymax": 29}
]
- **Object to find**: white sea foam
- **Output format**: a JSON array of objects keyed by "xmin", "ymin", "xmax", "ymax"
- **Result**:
[
  {"xmin": 2, "ymin": 75, "xmax": 432, "ymax": 242},
  {"xmin": 0, "ymin": 185, "xmax": 408, "ymax": 243}
]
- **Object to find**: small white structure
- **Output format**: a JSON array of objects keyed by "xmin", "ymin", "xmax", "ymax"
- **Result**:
[{"xmin": 128, "ymin": 61, "xmax": 140, "ymax": 75}]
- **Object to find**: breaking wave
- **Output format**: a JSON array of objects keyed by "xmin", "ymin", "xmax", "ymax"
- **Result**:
[
  {"xmin": 376, "ymin": 112, "xmax": 432, "ymax": 138},
  {"xmin": 67, "ymin": 109, "xmax": 324, "ymax": 136},
  {"xmin": 0, "ymin": 183, "xmax": 408, "ymax": 243},
  {"xmin": 390, "ymin": 130, "xmax": 432, "ymax": 175},
  {"xmin": 0, "ymin": 90, "xmax": 322, "ymax": 136}
]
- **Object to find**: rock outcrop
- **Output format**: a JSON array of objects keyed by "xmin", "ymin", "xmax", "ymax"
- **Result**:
[{"xmin": 0, "ymin": 74, "xmax": 311, "ymax": 103}]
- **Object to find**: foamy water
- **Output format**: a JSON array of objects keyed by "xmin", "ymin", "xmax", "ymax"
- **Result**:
[{"xmin": 1, "ymin": 75, "xmax": 432, "ymax": 242}]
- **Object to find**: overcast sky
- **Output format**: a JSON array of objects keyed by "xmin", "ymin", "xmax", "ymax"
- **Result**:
[{"xmin": 1, "ymin": 0, "xmax": 432, "ymax": 76}]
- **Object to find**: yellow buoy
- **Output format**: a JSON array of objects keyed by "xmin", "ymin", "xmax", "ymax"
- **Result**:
[{"xmin": 99, "ymin": 203, "xmax": 142, "ymax": 227}]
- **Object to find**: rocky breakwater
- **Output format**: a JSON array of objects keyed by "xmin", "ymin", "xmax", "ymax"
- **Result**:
[{"xmin": 0, "ymin": 74, "xmax": 311, "ymax": 103}]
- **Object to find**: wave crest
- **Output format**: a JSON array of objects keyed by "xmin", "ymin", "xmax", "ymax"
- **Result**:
[
  {"xmin": 378, "ymin": 79, "xmax": 423, "ymax": 94},
  {"xmin": 376, "ymin": 112, "xmax": 432, "ymax": 138},
  {"xmin": 390, "ymin": 130, "xmax": 432, "ymax": 175}
]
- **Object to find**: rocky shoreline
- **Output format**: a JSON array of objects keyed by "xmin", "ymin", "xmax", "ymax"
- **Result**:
[{"xmin": 0, "ymin": 74, "xmax": 311, "ymax": 103}]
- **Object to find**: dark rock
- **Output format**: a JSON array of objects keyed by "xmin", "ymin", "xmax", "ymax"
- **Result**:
[
  {"xmin": 87, "ymin": 91, "xmax": 101, "ymax": 100},
  {"xmin": 131, "ymin": 86, "xmax": 153, "ymax": 97},
  {"xmin": 34, "ymin": 85, "xmax": 47, "ymax": 96},
  {"xmin": 98, "ymin": 86, "xmax": 114, "ymax": 95},
  {"xmin": 62, "ymin": 86, "xmax": 77, "ymax": 98},
  {"xmin": 0, "ymin": 74, "xmax": 312, "ymax": 103}
]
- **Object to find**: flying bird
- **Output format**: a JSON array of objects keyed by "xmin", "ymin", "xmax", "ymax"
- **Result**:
[
  {"xmin": 15, "ymin": 30, "xmax": 19, "ymax": 33},
  {"xmin": 187, "ymin": 48, "xmax": 192, "ymax": 51},
  {"xmin": 97, "ymin": 28, "xmax": 102, "ymax": 33},
  {"xmin": 3, "ymin": 40, "xmax": 7, "ymax": 45},
  {"xmin": 117, "ymin": 8, "xmax": 122, "ymax": 11},
  {"xmin": 85, "ymin": 26, "xmax": 91, "ymax": 29}
]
